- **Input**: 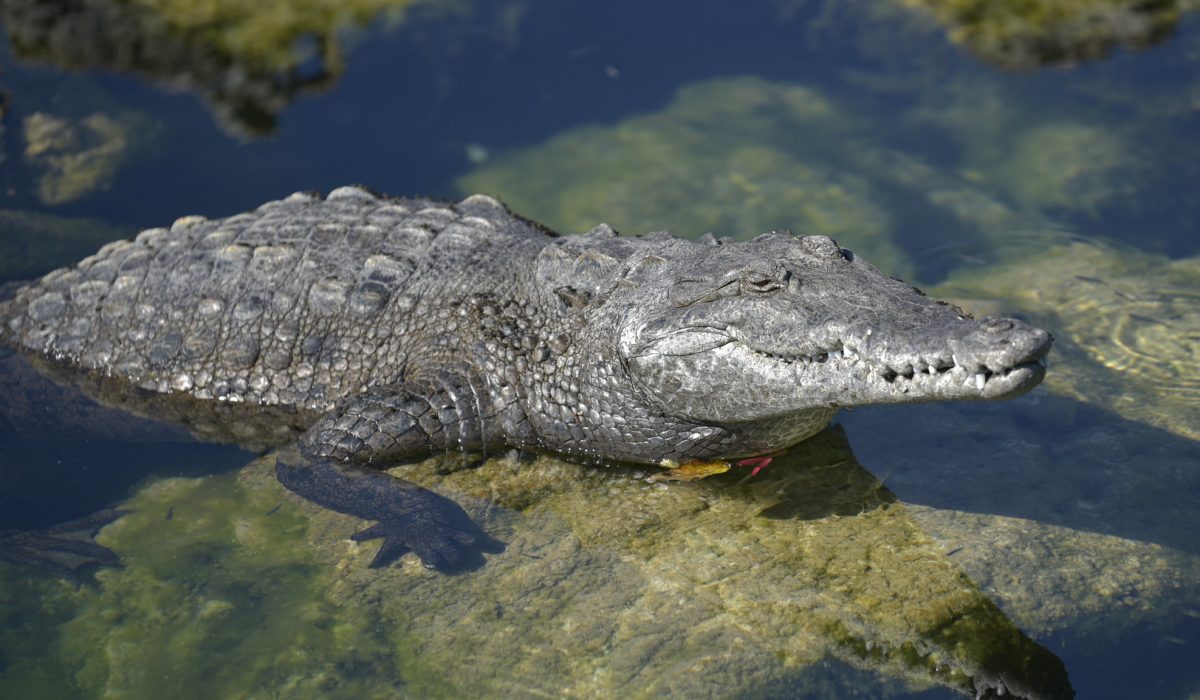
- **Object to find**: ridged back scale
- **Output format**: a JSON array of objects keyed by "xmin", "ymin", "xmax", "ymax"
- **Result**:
[{"xmin": 1, "ymin": 188, "xmax": 553, "ymax": 447}]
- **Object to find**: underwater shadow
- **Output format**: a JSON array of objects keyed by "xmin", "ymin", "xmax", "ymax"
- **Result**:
[
  {"xmin": 840, "ymin": 391, "xmax": 1200, "ymax": 556},
  {"xmin": 537, "ymin": 424, "xmax": 1079, "ymax": 700}
]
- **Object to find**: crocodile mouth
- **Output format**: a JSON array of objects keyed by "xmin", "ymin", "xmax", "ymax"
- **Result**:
[
  {"xmin": 743, "ymin": 338, "xmax": 1050, "ymax": 400},
  {"xmin": 630, "ymin": 319, "xmax": 1050, "ymax": 402}
]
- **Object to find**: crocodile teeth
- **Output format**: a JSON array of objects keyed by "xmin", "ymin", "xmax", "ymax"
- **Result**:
[{"xmin": 974, "ymin": 373, "xmax": 986, "ymax": 390}]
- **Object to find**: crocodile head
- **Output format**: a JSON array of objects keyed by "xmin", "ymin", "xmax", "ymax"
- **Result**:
[{"xmin": 616, "ymin": 232, "xmax": 1052, "ymax": 426}]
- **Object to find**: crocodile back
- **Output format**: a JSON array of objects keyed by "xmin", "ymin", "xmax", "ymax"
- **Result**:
[{"xmin": 2, "ymin": 187, "xmax": 554, "ymax": 419}]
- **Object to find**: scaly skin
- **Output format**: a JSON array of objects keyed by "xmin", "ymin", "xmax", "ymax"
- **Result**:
[{"xmin": 1, "ymin": 186, "xmax": 1052, "ymax": 570}]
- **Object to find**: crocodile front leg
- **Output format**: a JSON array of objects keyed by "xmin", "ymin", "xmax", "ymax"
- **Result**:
[{"xmin": 275, "ymin": 376, "xmax": 509, "ymax": 571}]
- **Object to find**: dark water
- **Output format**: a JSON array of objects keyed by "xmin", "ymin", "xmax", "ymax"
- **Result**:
[{"xmin": 2, "ymin": 1, "xmax": 1199, "ymax": 697}]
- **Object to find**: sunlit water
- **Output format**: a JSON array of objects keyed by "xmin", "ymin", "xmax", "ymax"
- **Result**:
[{"xmin": 1, "ymin": 1, "xmax": 1199, "ymax": 698}]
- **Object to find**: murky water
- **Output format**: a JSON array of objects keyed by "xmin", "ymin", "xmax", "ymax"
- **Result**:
[{"xmin": 2, "ymin": 1, "xmax": 1199, "ymax": 697}]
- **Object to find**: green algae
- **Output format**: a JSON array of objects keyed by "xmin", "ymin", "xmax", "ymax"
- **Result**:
[
  {"xmin": 21, "ymin": 111, "xmax": 153, "ymax": 206},
  {"xmin": 458, "ymin": 76, "xmax": 915, "ymax": 280},
  {"xmin": 41, "ymin": 470, "xmax": 407, "ymax": 699}
]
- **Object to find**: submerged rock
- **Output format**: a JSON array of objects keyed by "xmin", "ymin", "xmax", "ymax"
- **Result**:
[
  {"xmin": 51, "ymin": 470, "xmax": 400, "ymax": 698},
  {"xmin": 1, "ymin": 427, "xmax": 1077, "ymax": 699},
  {"xmin": 456, "ymin": 74, "xmax": 1163, "ymax": 283},
  {"xmin": 459, "ymin": 76, "xmax": 916, "ymax": 280}
]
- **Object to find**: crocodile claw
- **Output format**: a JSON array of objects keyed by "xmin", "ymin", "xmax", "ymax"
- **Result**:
[
  {"xmin": 350, "ymin": 514, "xmax": 499, "ymax": 571},
  {"xmin": 350, "ymin": 523, "xmax": 412, "ymax": 567}
]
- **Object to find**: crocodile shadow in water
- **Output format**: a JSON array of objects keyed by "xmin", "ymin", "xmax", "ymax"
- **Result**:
[
  {"xmin": 842, "ymin": 391, "xmax": 1200, "ymax": 557},
  {"xmin": 690, "ymin": 428, "xmax": 1074, "ymax": 699},
  {"xmin": 320, "ymin": 423, "xmax": 1076, "ymax": 699}
]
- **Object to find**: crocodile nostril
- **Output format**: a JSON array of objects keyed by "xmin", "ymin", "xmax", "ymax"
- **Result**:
[
  {"xmin": 982, "ymin": 318, "xmax": 1015, "ymax": 333},
  {"xmin": 800, "ymin": 235, "xmax": 845, "ymax": 260}
]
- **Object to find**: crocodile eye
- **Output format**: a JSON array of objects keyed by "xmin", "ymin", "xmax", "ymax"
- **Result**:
[{"xmin": 742, "ymin": 272, "xmax": 782, "ymax": 294}]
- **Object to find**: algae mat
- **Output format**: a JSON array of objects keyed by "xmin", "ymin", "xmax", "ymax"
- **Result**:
[{"xmin": 458, "ymin": 74, "xmax": 1156, "ymax": 284}]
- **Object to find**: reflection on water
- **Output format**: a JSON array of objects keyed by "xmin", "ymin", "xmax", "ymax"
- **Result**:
[
  {"xmin": 0, "ymin": 508, "xmax": 123, "ymax": 582},
  {"xmin": 2, "ymin": 0, "xmax": 1200, "ymax": 697},
  {"xmin": 21, "ymin": 110, "xmax": 151, "ymax": 204},
  {"xmin": 890, "ymin": 0, "xmax": 1187, "ymax": 69},
  {"xmin": 0, "ymin": 0, "xmax": 427, "ymax": 134}
]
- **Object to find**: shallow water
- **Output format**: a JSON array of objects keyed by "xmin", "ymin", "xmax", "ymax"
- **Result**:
[{"xmin": 1, "ymin": 0, "xmax": 1199, "ymax": 697}]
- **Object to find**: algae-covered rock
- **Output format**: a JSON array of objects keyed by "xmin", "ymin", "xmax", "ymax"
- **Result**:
[
  {"xmin": 896, "ymin": 0, "xmax": 1193, "ymax": 69},
  {"xmin": 0, "ymin": 208, "xmax": 131, "ymax": 281},
  {"xmin": 55, "ymin": 469, "xmax": 403, "ymax": 699},
  {"xmin": 993, "ymin": 122, "xmax": 1135, "ymax": 215},
  {"xmin": 22, "ymin": 111, "xmax": 152, "ymax": 205},
  {"xmin": 459, "ymin": 76, "xmax": 915, "ymax": 280},
  {"xmin": 248, "ymin": 429, "xmax": 1072, "ymax": 698},
  {"xmin": 457, "ymin": 74, "xmax": 1153, "ymax": 283},
  {"xmin": 1, "ymin": 427, "xmax": 1078, "ymax": 698}
]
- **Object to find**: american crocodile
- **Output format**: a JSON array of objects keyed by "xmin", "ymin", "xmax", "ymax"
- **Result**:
[{"xmin": 0, "ymin": 186, "xmax": 1052, "ymax": 570}]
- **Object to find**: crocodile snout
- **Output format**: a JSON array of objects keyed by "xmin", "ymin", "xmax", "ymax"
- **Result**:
[{"xmin": 951, "ymin": 316, "xmax": 1052, "ymax": 372}]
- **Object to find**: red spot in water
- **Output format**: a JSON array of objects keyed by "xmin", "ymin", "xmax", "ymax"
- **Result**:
[{"xmin": 735, "ymin": 456, "xmax": 773, "ymax": 477}]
